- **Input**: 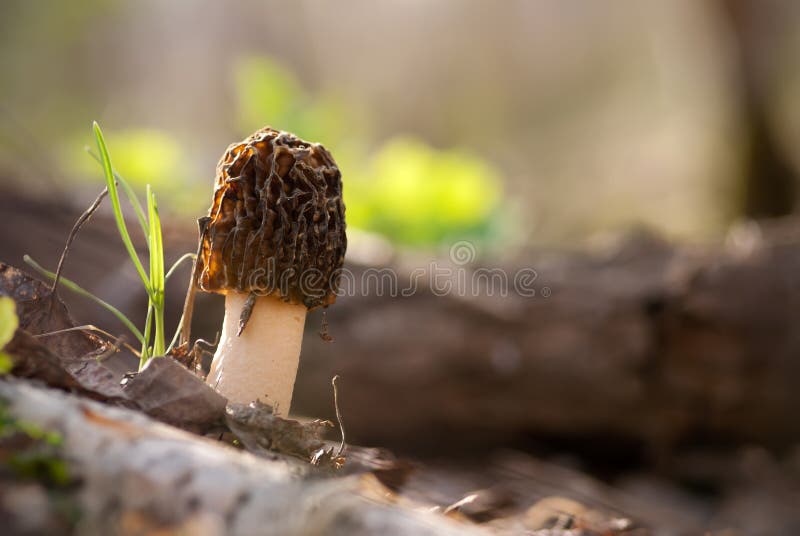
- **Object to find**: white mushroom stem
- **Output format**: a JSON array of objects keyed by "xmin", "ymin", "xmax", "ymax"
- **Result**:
[{"xmin": 207, "ymin": 293, "xmax": 307, "ymax": 414}]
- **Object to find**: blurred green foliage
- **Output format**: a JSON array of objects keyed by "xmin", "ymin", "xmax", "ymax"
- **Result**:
[
  {"xmin": 59, "ymin": 55, "xmax": 507, "ymax": 248},
  {"xmin": 234, "ymin": 57, "xmax": 349, "ymax": 146},
  {"xmin": 349, "ymin": 138, "xmax": 503, "ymax": 245},
  {"xmin": 235, "ymin": 56, "xmax": 506, "ymax": 247},
  {"xmin": 98, "ymin": 130, "xmax": 182, "ymax": 192},
  {"xmin": 62, "ymin": 128, "xmax": 199, "ymax": 216}
]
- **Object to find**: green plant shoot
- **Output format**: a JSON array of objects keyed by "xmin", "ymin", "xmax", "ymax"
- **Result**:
[
  {"xmin": 23, "ymin": 123, "xmax": 196, "ymax": 369},
  {"xmin": 93, "ymin": 122, "xmax": 170, "ymax": 369}
]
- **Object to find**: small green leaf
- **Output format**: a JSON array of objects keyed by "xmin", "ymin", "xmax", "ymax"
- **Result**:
[
  {"xmin": 0, "ymin": 297, "xmax": 19, "ymax": 350},
  {"xmin": 0, "ymin": 353, "xmax": 12, "ymax": 374},
  {"xmin": 164, "ymin": 252, "xmax": 195, "ymax": 283}
]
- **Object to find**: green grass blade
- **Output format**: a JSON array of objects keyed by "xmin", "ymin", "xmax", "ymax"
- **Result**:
[
  {"xmin": 147, "ymin": 186, "xmax": 165, "ymax": 299},
  {"xmin": 147, "ymin": 185, "xmax": 165, "ymax": 359},
  {"xmin": 86, "ymin": 148, "xmax": 149, "ymax": 238},
  {"xmin": 93, "ymin": 122, "xmax": 151, "ymax": 296},
  {"xmin": 140, "ymin": 303, "xmax": 153, "ymax": 367},
  {"xmin": 166, "ymin": 314, "xmax": 184, "ymax": 354},
  {"xmin": 165, "ymin": 253, "xmax": 196, "ymax": 283},
  {"xmin": 23, "ymin": 255, "xmax": 145, "ymax": 345}
]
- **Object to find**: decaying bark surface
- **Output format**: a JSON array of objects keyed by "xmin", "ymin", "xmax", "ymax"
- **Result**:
[
  {"xmin": 294, "ymin": 223, "xmax": 800, "ymax": 455},
  {"xmin": 0, "ymin": 379, "xmax": 481, "ymax": 536}
]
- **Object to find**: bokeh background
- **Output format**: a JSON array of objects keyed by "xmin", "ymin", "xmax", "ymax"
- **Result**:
[
  {"xmin": 3, "ymin": 0, "xmax": 800, "ymax": 250},
  {"xmin": 2, "ymin": 2, "xmax": 800, "ymax": 533}
]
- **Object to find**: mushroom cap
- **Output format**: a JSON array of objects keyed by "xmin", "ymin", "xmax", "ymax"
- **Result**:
[{"xmin": 195, "ymin": 127, "xmax": 346, "ymax": 310}]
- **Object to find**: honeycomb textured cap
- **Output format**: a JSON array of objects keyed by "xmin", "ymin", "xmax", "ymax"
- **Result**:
[{"xmin": 195, "ymin": 127, "xmax": 346, "ymax": 310}]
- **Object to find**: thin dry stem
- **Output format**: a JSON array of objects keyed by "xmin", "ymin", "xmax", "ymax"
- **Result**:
[
  {"xmin": 51, "ymin": 187, "xmax": 108, "ymax": 297},
  {"xmin": 32, "ymin": 324, "xmax": 140, "ymax": 357},
  {"xmin": 332, "ymin": 374, "xmax": 346, "ymax": 457}
]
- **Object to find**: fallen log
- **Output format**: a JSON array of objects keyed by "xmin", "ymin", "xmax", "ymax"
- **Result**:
[
  {"xmin": 294, "ymin": 223, "xmax": 800, "ymax": 456},
  {"xmin": 0, "ymin": 378, "xmax": 480, "ymax": 536},
  {"xmin": 5, "ymin": 190, "xmax": 800, "ymax": 457}
]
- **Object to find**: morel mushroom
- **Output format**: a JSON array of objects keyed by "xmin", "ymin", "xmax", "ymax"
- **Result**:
[{"xmin": 195, "ymin": 127, "xmax": 346, "ymax": 413}]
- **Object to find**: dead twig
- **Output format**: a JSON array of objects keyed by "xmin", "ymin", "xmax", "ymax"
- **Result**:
[
  {"xmin": 90, "ymin": 334, "xmax": 125, "ymax": 362},
  {"xmin": 33, "ymin": 324, "xmax": 140, "ymax": 358},
  {"xmin": 50, "ymin": 188, "xmax": 108, "ymax": 298},
  {"xmin": 179, "ymin": 217, "xmax": 209, "ymax": 346},
  {"xmin": 192, "ymin": 335, "xmax": 219, "ymax": 371},
  {"xmin": 331, "ymin": 374, "xmax": 346, "ymax": 457},
  {"xmin": 169, "ymin": 332, "xmax": 219, "ymax": 374}
]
